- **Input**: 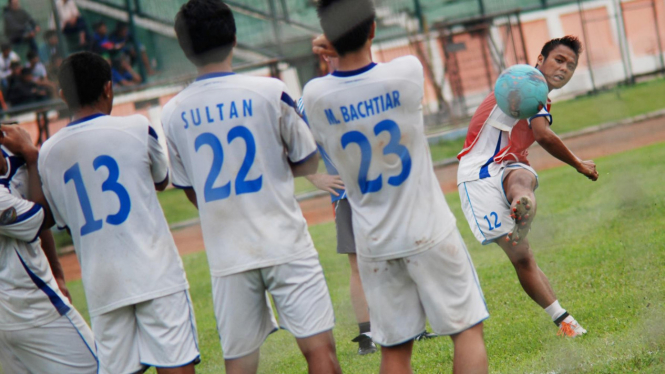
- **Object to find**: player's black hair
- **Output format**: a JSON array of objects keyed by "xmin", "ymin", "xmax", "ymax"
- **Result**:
[
  {"xmin": 58, "ymin": 52, "xmax": 112, "ymax": 110},
  {"xmin": 540, "ymin": 36, "xmax": 583, "ymax": 60},
  {"xmin": 175, "ymin": 0, "xmax": 236, "ymax": 67},
  {"xmin": 316, "ymin": 0, "xmax": 376, "ymax": 57}
]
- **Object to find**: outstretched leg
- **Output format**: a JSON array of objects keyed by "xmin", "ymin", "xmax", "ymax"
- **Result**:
[
  {"xmin": 503, "ymin": 169, "xmax": 537, "ymax": 245},
  {"xmin": 500, "ymin": 168, "xmax": 586, "ymax": 337}
]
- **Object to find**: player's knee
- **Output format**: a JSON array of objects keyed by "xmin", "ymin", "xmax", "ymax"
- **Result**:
[{"xmin": 511, "ymin": 252, "xmax": 535, "ymax": 270}]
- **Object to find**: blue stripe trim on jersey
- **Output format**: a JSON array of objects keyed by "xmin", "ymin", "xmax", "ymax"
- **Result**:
[
  {"xmin": 463, "ymin": 182, "xmax": 488, "ymax": 242},
  {"xmin": 0, "ymin": 151, "xmax": 27, "ymax": 190},
  {"xmin": 479, "ymin": 131, "xmax": 502, "ymax": 180},
  {"xmin": 67, "ymin": 113, "xmax": 106, "ymax": 127},
  {"xmin": 195, "ymin": 71, "xmax": 235, "ymax": 81},
  {"xmin": 12, "ymin": 203, "xmax": 43, "ymax": 224},
  {"xmin": 65, "ymin": 313, "xmax": 99, "ymax": 364},
  {"xmin": 332, "ymin": 62, "xmax": 377, "ymax": 77},
  {"xmin": 148, "ymin": 126, "xmax": 159, "ymax": 140},
  {"xmin": 156, "ymin": 171, "xmax": 169, "ymax": 186},
  {"xmin": 172, "ymin": 183, "xmax": 193, "ymax": 190},
  {"xmin": 281, "ymin": 92, "xmax": 297, "ymax": 110},
  {"xmin": 290, "ymin": 149, "xmax": 317, "ymax": 165},
  {"xmin": 15, "ymin": 249, "xmax": 71, "ymax": 316}
]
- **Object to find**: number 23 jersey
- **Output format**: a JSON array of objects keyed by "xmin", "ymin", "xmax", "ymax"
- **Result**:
[
  {"xmin": 303, "ymin": 56, "xmax": 457, "ymax": 261},
  {"xmin": 38, "ymin": 114, "xmax": 188, "ymax": 317}
]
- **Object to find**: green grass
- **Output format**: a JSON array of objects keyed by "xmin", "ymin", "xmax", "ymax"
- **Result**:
[{"xmin": 65, "ymin": 142, "xmax": 665, "ymax": 373}]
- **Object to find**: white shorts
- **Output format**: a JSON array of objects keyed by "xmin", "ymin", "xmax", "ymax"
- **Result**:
[
  {"xmin": 358, "ymin": 228, "xmax": 489, "ymax": 346},
  {"xmin": 91, "ymin": 290, "xmax": 199, "ymax": 374},
  {"xmin": 0, "ymin": 309, "xmax": 97, "ymax": 374},
  {"xmin": 212, "ymin": 252, "xmax": 335, "ymax": 359},
  {"xmin": 459, "ymin": 163, "xmax": 538, "ymax": 244}
]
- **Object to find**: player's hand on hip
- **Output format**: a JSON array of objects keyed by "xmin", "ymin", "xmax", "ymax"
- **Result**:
[
  {"xmin": 0, "ymin": 125, "xmax": 38, "ymax": 161},
  {"xmin": 577, "ymin": 160, "xmax": 598, "ymax": 181},
  {"xmin": 307, "ymin": 174, "xmax": 345, "ymax": 196},
  {"xmin": 312, "ymin": 34, "xmax": 338, "ymax": 57}
]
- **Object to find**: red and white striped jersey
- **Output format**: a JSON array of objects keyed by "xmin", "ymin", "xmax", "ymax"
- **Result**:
[{"xmin": 457, "ymin": 93, "xmax": 551, "ymax": 184}]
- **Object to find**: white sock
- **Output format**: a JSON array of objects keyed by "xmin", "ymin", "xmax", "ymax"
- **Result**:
[{"xmin": 544, "ymin": 300, "xmax": 567, "ymax": 321}]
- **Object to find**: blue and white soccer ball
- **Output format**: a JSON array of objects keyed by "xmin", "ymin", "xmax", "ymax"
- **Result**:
[{"xmin": 494, "ymin": 64, "xmax": 549, "ymax": 120}]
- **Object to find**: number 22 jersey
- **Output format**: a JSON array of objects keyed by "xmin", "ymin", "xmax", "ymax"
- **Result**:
[
  {"xmin": 38, "ymin": 114, "xmax": 189, "ymax": 317},
  {"xmin": 303, "ymin": 56, "xmax": 457, "ymax": 261},
  {"xmin": 161, "ymin": 72, "xmax": 318, "ymax": 278}
]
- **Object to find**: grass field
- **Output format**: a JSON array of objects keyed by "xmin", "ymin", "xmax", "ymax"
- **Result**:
[{"xmin": 65, "ymin": 142, "xmax": 665, "ymax": 373}]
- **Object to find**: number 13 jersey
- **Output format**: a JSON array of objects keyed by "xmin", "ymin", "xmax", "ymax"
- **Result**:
[
  {"xmin": 38, "ymin": 114, "xmax": 189, "ymax": 317},
  {"xmin": 303, "ymin": 56, "xmax": 456, "ymax": 261},
  {"xmin": 161, "ymin": 73, "xmax": 318, "ymax": 278}
]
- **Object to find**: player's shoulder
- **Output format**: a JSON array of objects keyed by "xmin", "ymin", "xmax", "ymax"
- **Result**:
[
  {"xmin": 380, "ymin": 55, "xmax": 423, "ymax": 78},
  {"xmin": 302, "ymin": 74, "xmax": 334, "ymax": 102}
]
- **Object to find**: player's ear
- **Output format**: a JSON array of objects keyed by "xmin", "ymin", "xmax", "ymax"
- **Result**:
[
  {"xmin": 57, "ymin": 89, "xmax": 67, "ymax": 106},
  {"xmin": 537, "ymin": 54, "xmax": 545, "ymax": 67},
  {"xmin": 369, "ymin": 21, "xmax": 376, "ymax": 41}
]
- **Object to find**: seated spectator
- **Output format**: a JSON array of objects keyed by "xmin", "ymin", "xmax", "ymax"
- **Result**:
[
  {"xmin": 54, "ymin": 0, "xmax": 88, "ymax": 47},
  {"xmin": 111, "ymin": 55, "xmax": 141, "ymax": 87},
  {"xmin": 39, "ymin": 30, "xmax": 63, "ymax": 66},
  {"xmin": 26, "ymin": 50, "xmax": 55, "ymax": 95},
  {"xmin": 3, "ymin": 0, "xmax": 39, "ymax": 52},
  {"xmin": 6, "ymin": 61, "xmax": 22, "ymax": 89},
  {"xmin": 0, "ymin": 43, "xmax": 21, "ymax": 83},
  {"xmin": 92, "ymin": 21, "xmax": 123, "ymax": 55},
  {"xmin": 111, "ymin": 23, "xmax": 155, "ymax": 75},
  {"xmin": 6, "ymin": 66, "xmax": 48, "ymax": 106}
]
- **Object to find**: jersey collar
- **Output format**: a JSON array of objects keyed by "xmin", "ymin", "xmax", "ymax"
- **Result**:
[
  {"xmin": 67, "ymin": 113, "xmax": 106, "ymax": 127},
  {"xmin": 332, "ymin": 62, "xmax": 377, "ymax": 77},
  {"xmin": 196, "ymin": 72, "xmax": 235, "ymax": 81}
]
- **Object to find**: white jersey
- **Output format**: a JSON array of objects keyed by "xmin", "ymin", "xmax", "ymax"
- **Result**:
[
  {"xmin": 39, "ymin": 114, "xmax": 189, "ymax": 317},
  {"xmin": 0, "ymin": 148, "xmax": 73, "ymax": 331},
  {"xmin": 303, "ymin": 56, "xmax": 457, "ymax": 261},
  {"xmin": 162, "ymin": 72, "xmax": 317, "ymax": 277}
]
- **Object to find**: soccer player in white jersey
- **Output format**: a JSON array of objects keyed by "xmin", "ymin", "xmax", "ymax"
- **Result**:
[
  {"xmin": 0, "ymin": 127, "xmax": 97, "ymax": 373},
  {"xmin": 304, "ymin": 1, "xmax": 489, "ymax": 373},
  {"xmin": 456, "ymin": 36, "xmax": 599, "ymax": 337},
  {"xmin": 38, "ymin": 52, "xmax": 199, "ymax": 374},
  {"xmin": 163, "ymin": 1, "xmax": 340, "ymax": 373}
]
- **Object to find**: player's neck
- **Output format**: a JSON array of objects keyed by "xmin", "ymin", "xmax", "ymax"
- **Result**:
[
  {"xmin": 336, "ymin": 48, "xmax": 373, "ymax": 73},
  {"xmin": 197, "ymin": 60, "xmax": 233, "ymax": 76},
  {"xmin": 71, "ymin": 106, "xmax": 108, "ymax": 122}
]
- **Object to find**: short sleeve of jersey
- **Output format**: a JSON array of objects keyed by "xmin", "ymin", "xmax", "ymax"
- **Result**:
[
  {"xmin": 0, "ymin": 187, "xmax": 44, "ymax": 242},
  {"xmin": 165, "ymin": 130, "xmax": 191, "ymax": 189},
  {"xmin": 527, "ymin": 106, "xmax": 553, "ymax": 127},
  {"xmin": 280, "ymin": 91, "xmax": 317, "ymax": 164},
  {"xmin": 147, "ymin": 126, "xmax": 169, "ymax": 184}
]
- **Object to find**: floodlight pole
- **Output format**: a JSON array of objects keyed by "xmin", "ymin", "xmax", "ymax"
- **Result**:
[
  {"xmin": 413, "ymin": 0, "xmax": 425, "ymax": 33},
  {"xmin": 577, "ymin": 0, "xmax": 597, "ymax": 94},
  {"xmin": 651, "ymin": 0, "xmax": 665, "ymax": 73},
  {"xmin": 50, "ymin": 0, "xmax": 69, "ymax": 57},
  {"xmin": 125, "ymin": 0, "xmax": 147, "ymax": 83},
  {"xmin": 614, "ymin": 0, "xmax": 634, "ymax": 84},
  {"xmin": 268, "ymin": 0, "xmax": 284, "ymax": 56}
]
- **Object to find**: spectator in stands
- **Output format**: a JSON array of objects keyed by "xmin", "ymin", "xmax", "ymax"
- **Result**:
[
  {"xmin": 46, "ymin": 54, "xmax": 63, "ymax": 88},
  {"xmin": 111, "ymin": 54, "xmax": 141, "ymax": 87},
  {"xmin": 3, "ymin": 0, "xmax": 39, "ymax": 52},
  {"xmin": 0, "ymin": 43, "xmax": 21, "ymax": 84},
  {"xmin": 39, "ymin": 30, "xmax": 62, "ymax": 66},
  {"xmin": 92, "ymin": 21, "xmax": 123, "ymax": 55},
  {"xmin": 6, "ymin": 66, "xmax": 48, "ymax": 106},
  {"xmin": 54, "ymin": 0, "xmax": 88, "ymax": 47},
  {"xmin": 26, "ymin": 50, "xmax": 55, "ymax": 95},
  {"xmin": 111, "ymin": 23, "xmax": 154, "ymax": 75}
]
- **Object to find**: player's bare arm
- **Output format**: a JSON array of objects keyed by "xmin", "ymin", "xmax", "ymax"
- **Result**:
[
  {"xmin": 155, "ymin": 178, "xmax": 169, "ymax": 192},
  {"xmin": 0, "ymin": 125, "xmax": 55, "ymax": 229},
  {"xmin": 306, "ymin": 174, "xmax": 345, "ymax": 196},
  {"xmin": 39, "ymin": 230, "xmax": 72, "ymax": 303},
  {"xmin": 531, "ymin": 117, "xmax": 599, "ymax": 181},
  {"xmin": 290, "ymin": 153, "xmax": 320, "ymax": 177},
  {"xmin": 184, "ymin": 188, "xmax": 198, "ymax": 209},
  {"xmin": 312, "ymin": 34, "xmax": 337, "ymax": 57}
]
